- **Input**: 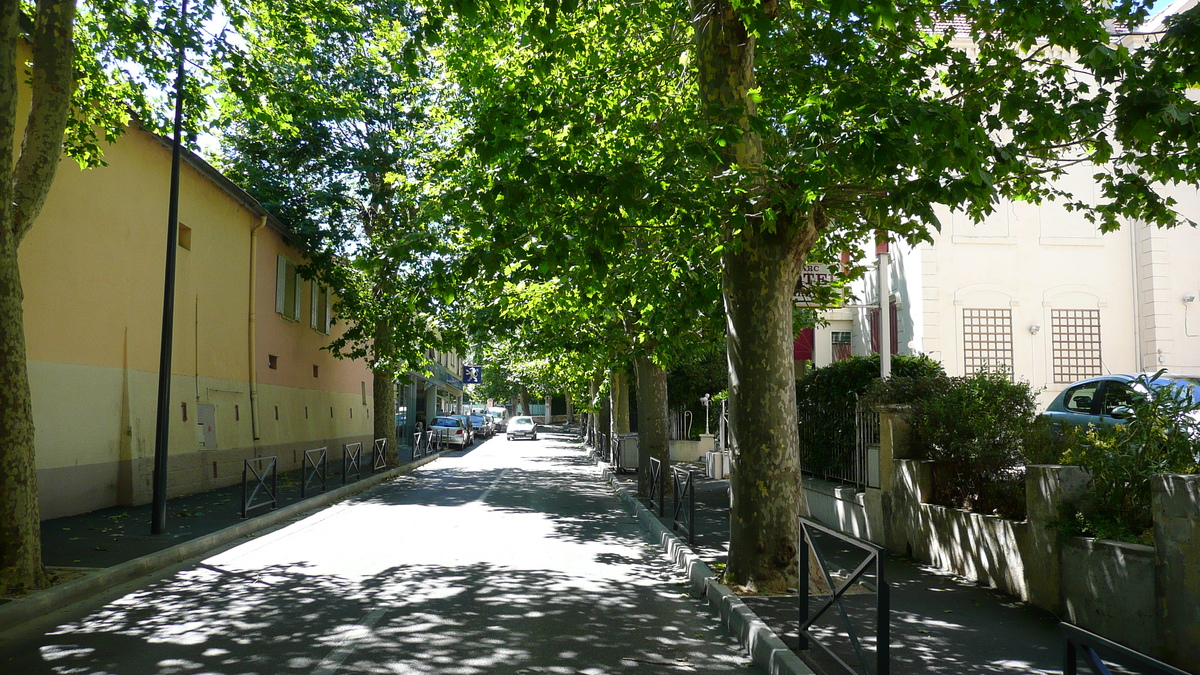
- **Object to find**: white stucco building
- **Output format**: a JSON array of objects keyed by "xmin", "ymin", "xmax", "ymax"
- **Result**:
[{"xmin": 796, "ymin": 1, "xmax": 1200, "ymax": 404}]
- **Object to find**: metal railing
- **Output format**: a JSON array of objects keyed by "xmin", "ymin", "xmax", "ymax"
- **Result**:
[
  {"xmin": 669, "ymin": 410, "xmax": 694, "ymax": 440},
  {"xmin": 301, "ymin": 447, "xmax": 328, "ymax": 498},
  {"xmin": 412, "ymin": 431, "xmax": 425, "ymax": 458},
  {"xmin": 372, "ymin": 437, "xmax": 387, "ymax": 473},
  {"xmin": 343, "ymin": 442, "xmax": 363, "ymax": 484},
  {"xmin": 799, "ymin": 516, "xmax": 889, "ymax": 675},
  {"xmin": 671, "ymin": 466, "xmax": 695, "ymax": 545},
  {"xmin": 798, "ymin": 397, "xmax": 880, "ymax": 490},
  {"xmin": 1062, "ymin": 623, "xmax": 1190, "ymax": 675},
  {"xmin": 647, "ymin": 457, "xmax": 664, "ymax": 517},
  {"xmin": 240, "ymin": 456, "xmax": 278, "ymax": 518}
]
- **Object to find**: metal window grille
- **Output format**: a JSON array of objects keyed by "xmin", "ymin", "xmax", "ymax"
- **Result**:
[
  {"xmin": 1052, "ymin": 309, "xmax": 1102, "ymax": 383},
  {"xmin": 963, "ymin": 308, "xmax": 1014, "ymax": 376}
]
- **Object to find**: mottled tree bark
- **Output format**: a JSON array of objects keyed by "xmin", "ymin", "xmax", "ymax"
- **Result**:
[
  {"xmin": 634, "ymin": 355, "xmax": 669, "ymax": 498},
  {"xmin": 371, "ymin": 319, "xmax": 397, "ymax": 464},
  {"xmin": 609, "ymin": 369, "xmax": 629, "ymax": 435},
  {"xmin": 0, "ymin": 0, "xmax": 78, "ymax": 594},
  {"xmin": 693, "ymin": 0, "xmax": 818, "ymax": 593}
]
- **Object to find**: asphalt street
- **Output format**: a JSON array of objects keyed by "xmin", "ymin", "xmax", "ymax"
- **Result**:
[{"xmin": 0, "ymin": 428, "xmax": 758, "ymax": 674}]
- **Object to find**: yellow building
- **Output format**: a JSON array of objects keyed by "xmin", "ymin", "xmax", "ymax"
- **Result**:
[{"xmin": 19, "ymin": 113, "xmax": 375, "ymax": 520}]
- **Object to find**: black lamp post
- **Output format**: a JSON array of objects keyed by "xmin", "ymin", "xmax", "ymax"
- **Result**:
[{"xmin": 151, "ymin": 0, "xmax": 189, "ymax": 534}]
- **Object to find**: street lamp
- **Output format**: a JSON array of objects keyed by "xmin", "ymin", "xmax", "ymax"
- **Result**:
[{"xmin": 700, "ymin": 394, "xmax": 711, "ymax": 435}]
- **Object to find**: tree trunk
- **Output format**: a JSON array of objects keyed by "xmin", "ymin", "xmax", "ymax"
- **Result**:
[
  {"xmin": 634, "ymin": 355, "xmax": 669, "ymax": 498},
  {"xmin": 565, "ymin": 390, "xmax": 573, "ymax": 424},
  {"xmin": 0, "ymin": 246, "xmax": 49, "ymax": 593},
  {"xmin": 693, "ymin": 0, "xmax": 820, "ymax": 593},
  {"xmin": 0, "ymin": 0, "xmax": 77, "ymax": 594},
  {"xmin": 519, "ymin": 386, "xmax": 530, "ymax": 415},
  {"xmin": 610, "ymin": 369, "xmax": 629, "ymax": 435},
  {"xmin": 598, "ymin": 383, "xmax": 611, "ymax": 455},
  {"xmin": 372, "ymin": 370, "xmax": 397, "ymax": 464}
]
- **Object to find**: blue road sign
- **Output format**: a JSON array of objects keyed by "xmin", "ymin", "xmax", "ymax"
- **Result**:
[{"xmin": 463, "ymin": 365, "xmax": 482, "ymax": 384}]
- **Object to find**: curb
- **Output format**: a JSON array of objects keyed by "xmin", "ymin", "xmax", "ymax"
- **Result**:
[
  {"xmin": 0, "ymin": 451, "xmax": 446, "ymax": 634},
  {"xmin": 603, "ymin": 466, "xmax": 814, "ymax": 675}
]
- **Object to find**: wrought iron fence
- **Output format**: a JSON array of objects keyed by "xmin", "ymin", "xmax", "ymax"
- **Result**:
[
  {"xmin": 669, "ymin": 410, "xmax": 694, "ymax": 440},
  {"xmin": 301, "ymin": 447, "xmax": 327, "ymax": 498},
  {"xmin": 240, "ymin": 456, "xmax": 278, "ymax": 518},
  {"xmin": 647, "ymin": 457, "xmax": 664, "ymax": 517},
  {"xmin": 799, "ymin": 516, "xmax": 889, "ymax": 675},
  {"xmin": 798, "ymin": 397, "xmax": 879, "ymax": 490},
  {"xmin": 343, "ymin": 442, "xmax": 363, "ymax": 484},
  {"xmin": 1062, "ymin": 623, "xmax": 1190, "ymax": 675},
  {"xmin": 671, "ymin": 466, "xmax": 695, "ymax": 545},
  {"xmin": 372, "ymin": 438, "xmax": 387, "ymax": 473}
]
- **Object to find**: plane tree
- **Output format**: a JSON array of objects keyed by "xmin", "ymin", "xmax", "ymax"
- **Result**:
[
  {"xmin": 431, "ymin": 0, "xmax": 1200, "ymax": 593},
  {"xmin": 213, "ymin": 0, "xmax": 467, "ymax": 457},
  {"xmin": 0, "ymin": 0, "xmax": 239, "ymax": 593}
]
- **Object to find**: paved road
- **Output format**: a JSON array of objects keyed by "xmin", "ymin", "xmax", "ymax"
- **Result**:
[{"xmin": 0, "ymin": 428, "xmax": 757, "ymax": 674}]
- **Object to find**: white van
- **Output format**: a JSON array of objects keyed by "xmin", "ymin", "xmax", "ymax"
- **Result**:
[{"xmin": 487, "ymin": 407, "xmax": 508, "ymax": 431}]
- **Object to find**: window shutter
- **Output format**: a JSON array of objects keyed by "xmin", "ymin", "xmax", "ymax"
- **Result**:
[
  {"xmin": 275, "ymin": 256, "xmax": 286, "ymax": 314},
  {"xmin": 310, "ymin": 282, "xmax": 319, "ymax": 328},
  {"xmin": 292, "ymin": 271, "xmax": 303, "ymax": 321},
  {"xmin": 323, "ymin": 289, "xmax": 332, "ymax": 333}
]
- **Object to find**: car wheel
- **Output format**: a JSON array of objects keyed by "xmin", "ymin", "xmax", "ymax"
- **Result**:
[
  {"xmin": 507, "ymin": 435, "xmax": 513, "ymax": 441},
  {"xmin": 532, "ymin": 434, "xmax": 538, "ymax": 441}
]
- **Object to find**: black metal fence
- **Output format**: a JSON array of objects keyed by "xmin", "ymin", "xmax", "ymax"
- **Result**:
[
  {"xmin": 301, "ymin": 447, "xmax": 328, "ymax": 498},
  {"xmin": 799, "ymin": 516, "xmax": 889, "ymax": 675},
  {"xmin": 648, "ymin": 457, "xmax": 664, "ymax": 516},
  {"xmin": 798, "ymin": 398, "xmax": 879, "ymax": 490},
  {"xmin": 671, "ymin": 466, "xmax": 695, "ymax": 545},
  {"xmin": 240, "ymin": 456, "xmax": 278, "ymax": 518},
  {"xmin": 1062, "ymin": 623, "xmax": 1190, "ymax": 675},
  {"xmin": 343, "ymin": 442, "xmax": 363, "ymax": 484}
]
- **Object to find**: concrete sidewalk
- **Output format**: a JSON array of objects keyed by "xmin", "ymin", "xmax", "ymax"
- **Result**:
[{"xmin": 608, "ymin": 462, "xmax": 1067, "ymax": 675}]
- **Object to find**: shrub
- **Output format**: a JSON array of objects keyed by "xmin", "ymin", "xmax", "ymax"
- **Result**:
[
  {"xmin": 867, "ymin": 369, "xmax": 1042, "ymax": 519},
  {"xmin": 796, "ymin": 354, "xmax": 944, "ymax": 475},
  {"xmin": 1058, "ymin": 371, "xmax": 1200, "ymax": 544}
]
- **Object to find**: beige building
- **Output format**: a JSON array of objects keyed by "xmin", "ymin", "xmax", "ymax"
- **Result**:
[
  {"xmin": 19, "ymin": 108, "xmax": 376, "ymax": 519},
  {"xmin": 803, "ymin": 4, "xmax": 1200, "ymax": 403}
]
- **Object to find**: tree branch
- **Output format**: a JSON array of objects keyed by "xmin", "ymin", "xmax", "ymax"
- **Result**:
[{"xmin": 13, "ymin": 0, "xmax": 77, "ymax": 245}]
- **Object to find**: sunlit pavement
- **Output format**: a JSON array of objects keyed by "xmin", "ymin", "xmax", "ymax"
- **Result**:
[{"xmin": 0, "ymin": 428, "xmax": 759, "ymax": 674}]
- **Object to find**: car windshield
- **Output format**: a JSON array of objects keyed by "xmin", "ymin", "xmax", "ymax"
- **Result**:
[
  {"xmin": 513, "ymin": 417, "xmax": 533, "ymax": 425},
  {"xmin": 431, "ymin": 419, "xmax": 458, "ymax": 427}
]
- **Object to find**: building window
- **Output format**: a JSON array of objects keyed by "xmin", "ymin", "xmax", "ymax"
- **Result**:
[
  {"xmin": 177, "ymin": 222, "xmax": 192, "ymax": 250},
  {"xmin": 869, "ymin": 301, "xmax": 899, "ymax": 355},
  {"xmin": 275, "ymin": 255, "xmax": 302, "ymax": 321},
  {"xmin": 312, "ymin": 365, "xmax": 319, "ymax": 378},
  {"xmin": 268, "ymin": 354, "xmax": 278, "ymax": 369},
  {"xmin": 963, "ymin": 308, "xmax": 1014, "ymax": 376},
  {"xmin": 1052, "ymin": 309, "xmax": 1102, "ymax": 383},
  {"xmin": 310, "ymin": 284, "xmax": 331, "ymax": 334},
  {"xmin": 831, "ymin": 331, "xmax": 852, "ymax": 362}
]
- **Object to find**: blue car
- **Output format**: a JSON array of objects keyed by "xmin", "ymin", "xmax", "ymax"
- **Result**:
[{"xmin": 1042, "ymin": 373, "xmax": 1200, "ymax": 432}]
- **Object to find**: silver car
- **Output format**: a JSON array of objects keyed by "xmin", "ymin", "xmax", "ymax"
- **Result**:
[{"xmin": 506, "ymin": 416, "xmax": 538, "ymax": 441}]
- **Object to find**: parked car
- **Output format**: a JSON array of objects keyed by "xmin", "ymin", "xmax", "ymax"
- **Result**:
[
  {"xmin": 507, "ymin": 416, "xmax": 538, "ymax": 441},
  {"xmin": 468, "ymin": 413, "xmax": 493, "ymax": 438},
  {"xmin": 1042, "ymin": 373, "xmax": 1200, "ymax": 432},
  {"xmin": 448, "ymin": 414, "xmax": 476, "ymax": 444},
  {"xmin": 429, "ymin": 416, "xmax": 471, "ymax": 448},
  {"xmin": 488, "ymin": 407, "xmax": 509, "ymax": 431}
]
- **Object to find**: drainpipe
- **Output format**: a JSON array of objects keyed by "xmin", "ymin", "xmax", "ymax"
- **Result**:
[
  {"xmin": 879, "ymin": 249, "xmax": 892, "ymax": 379},
  {"xmin": 249, "ymin": 216, "xmax": 266, "ymax": 440},
  {"xmin": 1130, "ymin": 220, "xmax": 1144, "ymax": 372}
]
